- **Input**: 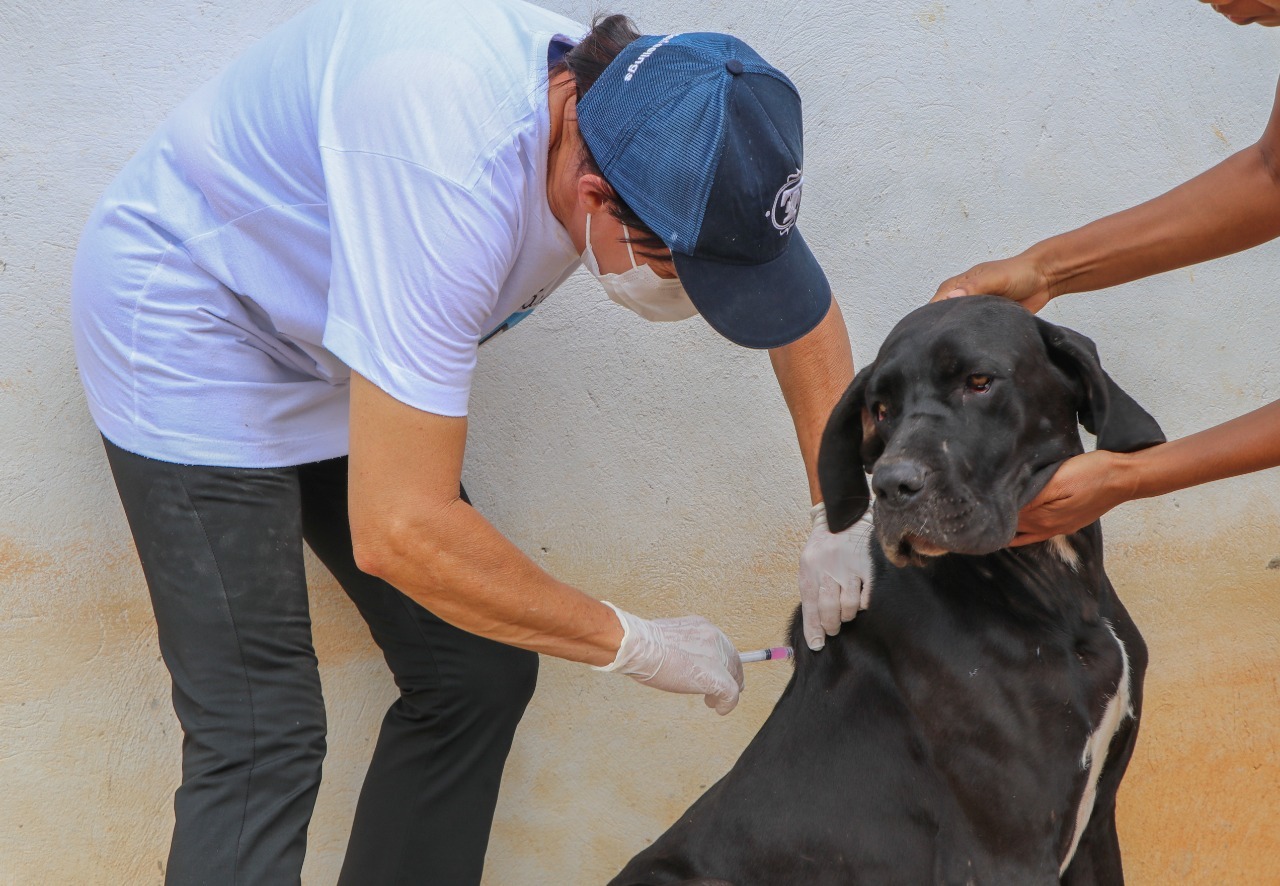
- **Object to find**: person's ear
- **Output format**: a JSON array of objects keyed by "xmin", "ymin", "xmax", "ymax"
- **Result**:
[
  {"xmin": 818, "ymin": 363, "xmax": 878, "ymax": 532},
  {"xmin": 1034, "ymin": 318, "xmax": 1165, "ymax": 453},
  {"xmin": 576, "ymin": 173, "xmax": 613, "ymax": 215}
]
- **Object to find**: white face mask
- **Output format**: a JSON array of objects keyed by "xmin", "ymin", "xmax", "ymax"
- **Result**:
[{"xmin": 582, "ymin": 214, "xmax": 699, "ymax": 322}]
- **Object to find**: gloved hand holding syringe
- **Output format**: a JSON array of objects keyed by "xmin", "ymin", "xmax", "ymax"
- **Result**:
[{"xmin": 593, "ymin": 599, "xmax": 795, "ymax": 716}]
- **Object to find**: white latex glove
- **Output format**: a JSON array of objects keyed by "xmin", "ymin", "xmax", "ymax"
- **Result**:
[
  {"xmin": 593, "ymin": 602, "xmax": 745, "ymax": 715},
  {"xmin": 798, "ymin": 502, "xmax": 875, "ymax": 651}
]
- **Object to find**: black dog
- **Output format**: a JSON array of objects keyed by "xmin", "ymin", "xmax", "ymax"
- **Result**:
[{"xmin": 611, "ymin": 296, "xmax": 1164, "ymax": 885}]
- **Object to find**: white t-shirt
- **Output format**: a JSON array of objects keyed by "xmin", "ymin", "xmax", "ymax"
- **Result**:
[{"xmin": 71, "ymin": 0, "xmax": 585, "ymax": 467}]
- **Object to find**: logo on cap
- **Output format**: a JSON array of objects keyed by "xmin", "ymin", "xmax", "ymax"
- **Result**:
[{"xmin": 767, "ymin": 169, "xmax": 803, "ymax": 235}]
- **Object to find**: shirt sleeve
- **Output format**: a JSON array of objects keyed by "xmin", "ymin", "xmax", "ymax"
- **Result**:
[{"xmin": 320, "ymin": 146, "xmax": 520, "ymax": 416}]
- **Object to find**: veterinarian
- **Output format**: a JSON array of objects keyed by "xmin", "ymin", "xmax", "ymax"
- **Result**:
[
  {"xmin": 936, "ymin": 0, "xmax": 1280, "ymax": 545},
  {"xmin": 70, "ymin": 1, "xmax": 871, "ymax": 883}
]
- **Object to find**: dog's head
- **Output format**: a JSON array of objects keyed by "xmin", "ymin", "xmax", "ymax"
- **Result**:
[{"xmin": 818, "ymin": 296, "xmax": 1164, "ymax": 565}]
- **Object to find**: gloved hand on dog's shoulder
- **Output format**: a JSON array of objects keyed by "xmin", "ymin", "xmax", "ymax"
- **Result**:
[
  {"xmin": 594, "ymin": 601, "xmax": 745, "ymax": 715},
  {"xmin": 799, "ymin": 502, "xmax": 874, "ymax": 651}
]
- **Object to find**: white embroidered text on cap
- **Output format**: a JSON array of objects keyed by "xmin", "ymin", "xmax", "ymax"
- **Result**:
[{"xmin": 624, "ymin": 33, "xmax": 683, "ymax": 82}]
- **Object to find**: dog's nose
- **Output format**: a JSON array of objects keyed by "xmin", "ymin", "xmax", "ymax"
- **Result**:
[{"xmin": 872, "ymin": 460, "xmax": 931, "ymax": 505}]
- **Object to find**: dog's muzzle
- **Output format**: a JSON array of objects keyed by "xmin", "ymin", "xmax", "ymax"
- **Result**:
[{"xmin": 872, "ymin": 461, "xmax": 1014, "ymax": 565}]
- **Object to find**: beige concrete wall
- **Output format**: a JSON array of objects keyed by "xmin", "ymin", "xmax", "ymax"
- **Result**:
[
  {"xmin": 1111, "ymin": 523, "xmax": 1280, "ymax": 883},
  {"xmin": 2, "ymin": 0, "xmax": 1277, "ymax": 883}
]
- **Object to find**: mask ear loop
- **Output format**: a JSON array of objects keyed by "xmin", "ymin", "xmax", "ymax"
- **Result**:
[{"xmin": 622, "ymin": 223, "xmax": 638, "ymax": 269}]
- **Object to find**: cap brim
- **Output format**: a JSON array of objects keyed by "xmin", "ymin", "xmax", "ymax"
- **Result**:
[{"xmin": 672, "ymin": 227, "xmax": 831, "ymax": 349}]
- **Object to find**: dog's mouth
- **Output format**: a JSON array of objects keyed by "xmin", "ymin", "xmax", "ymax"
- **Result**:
[
  {"xmin": 875, "ymin": 494, "xmax": 1014, "ymax": 567},
  {"xmin": 885, "ymin": 534, "xmax": 949, "ymax": 568},
  {"xmin": 902, "ymin": 534, "xmax": 949, "ymax": 557}
]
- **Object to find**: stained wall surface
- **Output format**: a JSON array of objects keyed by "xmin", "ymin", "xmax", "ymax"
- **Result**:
[{"xmin": 1, "ymin": 1, "xmax": 1277, "ymax": 883}]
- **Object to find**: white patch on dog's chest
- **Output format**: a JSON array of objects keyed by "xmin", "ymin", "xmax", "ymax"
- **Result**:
[
  {"xmin": 1058, "ymin": 619, "xmax": 1132, "ymax": 875},
  {"xmin": 1046, "ymin": 535, "xmax": 1081, "ymax": 570}
]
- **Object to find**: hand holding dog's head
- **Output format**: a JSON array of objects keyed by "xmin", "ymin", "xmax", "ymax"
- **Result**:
[{"xmin": 818, "ymin": 297, "xmax": 1164, "ymax": 564}]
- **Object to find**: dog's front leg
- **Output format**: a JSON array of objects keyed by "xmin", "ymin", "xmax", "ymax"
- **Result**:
[
  {"xmin": 1061, "ymin": 596, "xmax": 1147, "ymax": 886},
  {"xmin": 1058, "ymin": 718, "xmax": 1134, "ymax": 885}
]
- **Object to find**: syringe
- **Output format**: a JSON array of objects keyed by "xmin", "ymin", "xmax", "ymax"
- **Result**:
[{"xmin": 738, "ymin": 646, "xmax": 794, "ymax": 663}]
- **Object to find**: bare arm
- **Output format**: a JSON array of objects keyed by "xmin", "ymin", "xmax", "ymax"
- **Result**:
[
  {"xmin": 775, "ymin": 298, "xmax": 874, "ymax": 648},
  {"xmin": 936, "ymin": 76, "xmax": 1280, "ymax": 309},
  {"xmin": 347, "ymin": 372, "xmax": 622, "ymax": 664},
  {"xmin": 1013, "ymin": 400, "xmax": 1280, "ymax": 544},
  {"xmin": 931, "ymin": 74, "xmax": 1280, "ymax": 542},
  {"xmin": 1123, "ymin": 400, "xmax": 1280, "ymax": 500},
  {"xmin": 768, "ymin": 297, "xmax": 856, "ymax": 504}
]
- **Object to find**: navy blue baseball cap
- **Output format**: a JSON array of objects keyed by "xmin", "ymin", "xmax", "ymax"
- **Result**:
[{"xmin": 577, "ymin": 33, "xmax": 831, "ymax": 349}]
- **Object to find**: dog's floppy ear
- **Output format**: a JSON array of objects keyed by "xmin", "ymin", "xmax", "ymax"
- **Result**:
[
  {"xmin": 818, "ymin": 363, "xmax": 878, "ymax": 532},
  {"xmin": 1036, "ymin": 318, "xmax": 1165, "ymax": 453}
]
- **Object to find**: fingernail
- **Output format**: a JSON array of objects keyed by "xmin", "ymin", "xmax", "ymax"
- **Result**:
[
  {"xmin": 807, "ymin": 638, "xmax": 824, "ymax": 651},
  {"xmin": 944, "ymin": 288, "xmax": 965, "ymax": 299}
]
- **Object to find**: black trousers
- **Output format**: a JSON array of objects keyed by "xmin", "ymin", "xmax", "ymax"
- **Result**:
[{"xmin": 104, "ymin": 438, "xmax": 538, "ymax": 885}]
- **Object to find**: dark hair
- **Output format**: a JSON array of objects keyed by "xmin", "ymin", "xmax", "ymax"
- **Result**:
[{"xmin": 553, "ymin": 14, "xmax": 668, "ymax": 259}]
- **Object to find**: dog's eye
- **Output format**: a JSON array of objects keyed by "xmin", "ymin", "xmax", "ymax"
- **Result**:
[
  {"xmin": 873, "ymin": 402, "xmax": 889, "ymax": 422},
  {"xmin": 966, "ymin": 374, "xmax": 993, "ymax": 394}
]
